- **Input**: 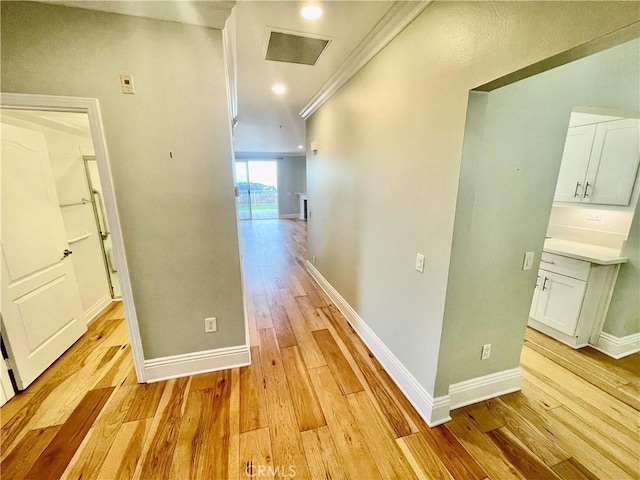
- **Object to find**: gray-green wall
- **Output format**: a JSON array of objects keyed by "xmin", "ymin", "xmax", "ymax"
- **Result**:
[
  {"xmin": 278, "ymin": 156, "xmax": 307, "ymax": 216},
  {"xmin": 306, "ymin": 1, "xmax": 640, "ymax": 398},
  {"xmin": 438, "ymin": 38, "xmax": 640, "ymax": 395},
  {"xmin": 1, "ymin": 2, "xmax": 246, "ymax": 359},
  {"xmin": 604, "ymin": 195, "xmax": 640, "ymax": 337}
]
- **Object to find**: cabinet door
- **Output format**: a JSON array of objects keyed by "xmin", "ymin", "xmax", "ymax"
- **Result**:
[
  {"xmin": 584, "ymin": 118, "xmax": 640, "ymax": 205},
  {"xmin": 553, "ymin": 125, "xmax": 596, "ymax": 203},
  {"xmin": 533, "ymin": 271, "xmax": 586, "ymax": 336}
]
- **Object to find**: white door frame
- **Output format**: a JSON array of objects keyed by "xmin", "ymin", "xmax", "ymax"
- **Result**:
[{"xmin": 1, "ymin": 93, "xmax": 147, "ymax": 382}]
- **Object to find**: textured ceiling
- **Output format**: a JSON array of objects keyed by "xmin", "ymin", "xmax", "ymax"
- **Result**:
[
  {"xmin": 233, "ymin": 1, "xmax": 395, "ymax": 154},
  {"xmin": 39, "ymin": 0, "xmax": 235, "ymax": 29}
]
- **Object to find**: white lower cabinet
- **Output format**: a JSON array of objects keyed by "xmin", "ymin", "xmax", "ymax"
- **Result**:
[
  {"xmin": 528, "ymin": 252, "xmax": 618, "ymax": 348},
  {"xmin": 530, "ymin": 270, "xmax": 586, "ymax": 336}
]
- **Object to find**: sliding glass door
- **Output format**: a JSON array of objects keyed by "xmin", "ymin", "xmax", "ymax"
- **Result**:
[
  {"xmin": 235, "ymin": 161, "xmax": 251, "ymax": 220},
  {"xmin": 235, "ymin": 160, "xmax": 278, "ymax": 220}
]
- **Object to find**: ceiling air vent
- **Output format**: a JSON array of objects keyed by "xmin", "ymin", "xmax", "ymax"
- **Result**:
[{"xmin": 265, "ymin": 31, "xmax": 330, "ymax": 66}]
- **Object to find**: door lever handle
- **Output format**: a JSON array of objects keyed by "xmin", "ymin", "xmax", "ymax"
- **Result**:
[{"xmin": 61, "ymin": 249, "xmax": 73, "ymax": 260}]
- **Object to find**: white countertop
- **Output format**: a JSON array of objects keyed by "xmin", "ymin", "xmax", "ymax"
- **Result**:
[{"xmin": 543, "ymin": 238, "xmax": 628, "ymax": 265}]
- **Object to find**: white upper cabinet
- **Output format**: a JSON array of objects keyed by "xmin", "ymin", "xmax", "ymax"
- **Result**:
[
  {"xmin": 554, "ymin": 116, "xmax": 640, "ymax": 206},
  {"xmin": 584, "ymin": 119, "xmax": 640, "ymax": 205},
  {"xmin": 554, "ymin": 125, "xmax": 597, "ymax": 202}
]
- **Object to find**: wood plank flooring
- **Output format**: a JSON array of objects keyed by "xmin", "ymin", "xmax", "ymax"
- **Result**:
[{"xmin": 1, "ymin": 219, "xmax": 638, "ymax": 479}]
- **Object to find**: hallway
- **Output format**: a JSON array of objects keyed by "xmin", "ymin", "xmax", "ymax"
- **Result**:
[
  {"xmin": 1, "ymin": 220, "xmax": 637, "ymax": 479},
  {"xmin": 235, "ymin": 219, "xmax": 486, "ymax": 479}
]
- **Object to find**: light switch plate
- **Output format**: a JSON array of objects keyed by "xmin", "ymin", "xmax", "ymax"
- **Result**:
[
  {"xmin": 523, "ymin": 251, "xmax": 535, "ymax": 271},
  {"xmin": 415, "ymin": 253, "xmax": 425, "ymax": 273},
  {"xmin": 481, "ymin": 344, "xmax": 491, "ymax": 360}
]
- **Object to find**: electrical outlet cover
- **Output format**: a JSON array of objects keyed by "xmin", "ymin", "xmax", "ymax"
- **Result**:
[{"xmin": 205, "ymin": 317, "xmax": 217, "ymax": 333}]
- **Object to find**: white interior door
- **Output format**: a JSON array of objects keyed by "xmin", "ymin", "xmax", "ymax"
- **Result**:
[{"xmin": 1, "ymin": 122, "xmax": 87, "ymax": 390}]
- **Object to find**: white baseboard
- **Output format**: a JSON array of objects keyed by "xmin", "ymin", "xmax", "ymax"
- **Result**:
[
  {"xmin": 448, "ymin": 367, "xmax": 521, "ymax": 410},
  {"xmin": 305, "ymin": 261, "xmax": 451, "ymax": 426},
  {"xmin": 305, "ymin": 260, "xmax": 523, "ymax": 424},
  {"xmin": 84, "ymin": 295, "xmax": 113, "ymax": 324},
  {"xmin": 144, "ymin": 344, "xmax": 251, "ymax": 383},
  {"xmin": 594, "ymin": 331, "xmax": 640, "ymax": 359},
  {"xmin": 278, "ymin": 213, "xmax": 299, "ymax": 219}
]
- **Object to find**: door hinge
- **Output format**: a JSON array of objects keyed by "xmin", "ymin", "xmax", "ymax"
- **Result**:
[{"xmin": 4, "ymin": 358, "xmax": 12, "ymax": 371}]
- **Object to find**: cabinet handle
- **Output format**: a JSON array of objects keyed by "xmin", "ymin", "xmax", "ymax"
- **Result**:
[
  {"xmin": 583, "ymin": 181, "xmax": 591, "ymax": 198},
  {"xmin": 542, "ymin": 277, "xmax": 549, "ymax": 291},
  {"xmin": 573, "ymin": 181, "xmax": 581, "ymax": 198},
  {"xmin": 535, "ymin": 275, "xmax": 540, "ymax": 289},
  {"xmin": 540, "ymin": 260, "xmax": 555, "ymax": 265}
]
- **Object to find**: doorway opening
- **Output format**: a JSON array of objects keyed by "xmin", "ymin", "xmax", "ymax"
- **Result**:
[
  {"xmin": 235, "ymin": 160, "xmax": 279, "ymax": 220},
  {"xmin": 450, "ymin": 36, "xmax": 639, "ymax": 416},
  {"xmin": 0, "ymin": 94, "xmax": 145, "ymax": 401}
]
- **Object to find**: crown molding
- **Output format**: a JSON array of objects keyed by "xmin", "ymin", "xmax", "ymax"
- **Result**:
[
  {"xmin": 223, "ymin": 8, "xmax": 238, "ymax": 121},
  {"xmin": 299, "ymin": 0, "xmax": 432, "ymax": 120}
]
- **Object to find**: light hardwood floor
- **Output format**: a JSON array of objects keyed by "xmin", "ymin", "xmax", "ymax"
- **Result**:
[{"xmin": 1, "ymin": 219, "xmax": 638, "ymax": 479}]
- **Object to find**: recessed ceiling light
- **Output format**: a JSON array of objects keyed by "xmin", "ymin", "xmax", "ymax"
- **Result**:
[
  {"xmin": 298, "ymin": 145, "xmax": 304, "ymax": 149},
  {"xmin": 271, "ymin": 84, "xmax": 287, "ymax": 95},
  {"xmin": 301, "ymin": 5, "xmax": 323, "ymax": 20}
]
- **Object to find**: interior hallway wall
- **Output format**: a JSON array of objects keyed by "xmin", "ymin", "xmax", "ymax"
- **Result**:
[
  {"xmin": 1, "ymin": 2, "xmax": 245, "ymax": 359},
  {"xmin": 278, "ymin": 156, "xmax": 307, "ymax": 217},
  {"xmin": 306, "ymin": 1, "xmax": 640, "ymax": 399}
]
